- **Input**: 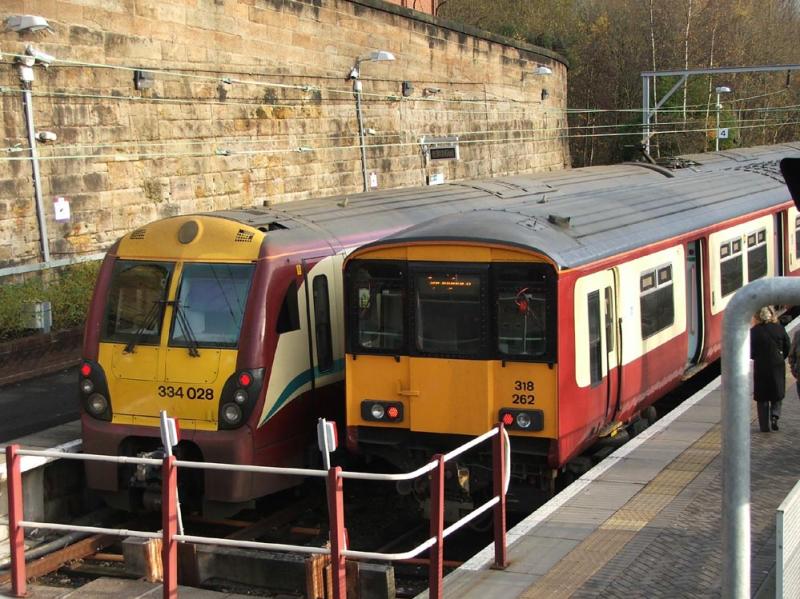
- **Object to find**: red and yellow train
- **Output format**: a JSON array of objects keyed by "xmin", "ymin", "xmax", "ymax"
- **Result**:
[
  {"xmin": 78, "ymin": 144, "xmax": 800, "ymax": 513},
  {"xmin": 343, "ymin": 147, "xmax": 800, "ymax": 510}
]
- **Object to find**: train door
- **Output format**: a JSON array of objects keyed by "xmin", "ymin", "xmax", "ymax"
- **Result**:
[
  {"xmin": 406, "ymin": 264, "xmax": 492, "ymax": 437},
  {"xmin": 578, "ymin": 269, "xmax": 619, "ymax": 423},
  {"xmin": 301, "ymin": 254, "xmax": 342, "ymax": 394},
  {"xmin": 685, "ymin": 240, "xmax": 704, "ymax": 368}
]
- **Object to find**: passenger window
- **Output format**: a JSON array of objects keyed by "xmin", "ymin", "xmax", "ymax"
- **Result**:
[
  {"xmin": 312, "ymin": 275, "xmax": 333, "ymax": 373},
  {"xmin": 747, "ymin": 229, "xmax": 768, "ymax": 282},
  {"xmin": 588, "ymin": 290, "xmax": 602, "ymax": 386},
  {"xmin": 276, "ymin": 280, "xmax": 300, "ymax": 334},
  {"xmin": 796, "ymin": 216, "xmax": 800, "ymax": 259},
  {"xmin": 720, "ymin": 238, "xmax": 743, "ymax": 297},
  {"xmin": 640, "ymin": 264, "xmax": 674, "ymax": 339}
]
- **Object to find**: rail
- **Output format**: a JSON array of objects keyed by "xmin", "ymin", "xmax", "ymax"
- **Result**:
[{"xmin": 5, "ymin": 423, "xmax": 509, "ymax": 599}]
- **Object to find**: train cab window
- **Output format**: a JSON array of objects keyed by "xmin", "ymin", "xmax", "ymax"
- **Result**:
[
  {"xmin": 170, "ymin": 263, "xmax": 254, "ymax": 349},
  {"xmin": 312, "ymin": 275, "xmax": 333, "ymax": 373},
  {"xmin": 640, "ymin": 264, "xmax": 674, "ymax": 339},
  {"xmin": 349, "ymin": 261, "xmax": 405, "ymax": 353},
  {"xmin": 720, "ymin": 238, "xmax": 743, "ymax": 297},
  {"xmin": 413, "ymin": 268, "xmax": 486, "ymax": 356},
  {"xmin": 747, "ymin": 229, "xmax": 768, "ymax": 282},
  {"xmin": 494, "ymin": 264, "xmax": 553, "ymax": 360},
  {"xmin": 276, "ymin": 280, "xmax": 300, "ymax": 334},
  {"xmin": 588, "ymin": 291, "xmax": 603, "ymax": 386},
  {"xmin": 103, "ymin": 260, "xmax": 174, "ymax": 344}
]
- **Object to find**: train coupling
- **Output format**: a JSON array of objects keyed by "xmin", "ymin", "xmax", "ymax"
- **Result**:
[{"xmin": 132, "ymin": 448, "xmax": 167, "ymax": 511}]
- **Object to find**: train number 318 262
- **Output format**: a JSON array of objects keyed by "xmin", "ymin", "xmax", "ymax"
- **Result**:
[
  {"xmin": 512, "ymin": 380, "xmax": 535, "ymax": 404},
  {"xmin": 157, "ymin": 385, "xmax": 214, "ymax": 400}
]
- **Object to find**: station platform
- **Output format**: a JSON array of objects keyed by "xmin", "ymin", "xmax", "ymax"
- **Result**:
[
  {"xmin": 1, "ymin": 576, "xmax": 259, "ymax": 598},
  {"xmin": 437, "ymin": 372, "xmax": 800, "ymax": 598}
]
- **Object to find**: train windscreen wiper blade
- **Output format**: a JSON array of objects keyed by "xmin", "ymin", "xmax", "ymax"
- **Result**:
[
  {"xmin": 173, "ymin": 301, "xmax": 201, "ymax": 358},
  {"xmin": 123, "ymin": 300, "xmax": 163, "ymax": 354}
]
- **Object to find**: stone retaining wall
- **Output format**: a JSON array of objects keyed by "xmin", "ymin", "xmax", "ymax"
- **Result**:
[{"xmin": 0, "ymin": 0, "xmax": 568, "ymax": 269}]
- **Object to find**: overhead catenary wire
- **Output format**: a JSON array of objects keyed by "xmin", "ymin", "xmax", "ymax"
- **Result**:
[
  {"xmin": 1, "ymin": 119, "xmax": 796, "ymax": 164},
  {"xmin": 0, "ymin": 114, "xmax": 791, "ymax": 158}
]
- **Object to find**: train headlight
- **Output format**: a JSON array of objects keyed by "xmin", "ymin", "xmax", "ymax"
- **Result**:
[
  {"xmin": 516, "ymin": 412, "xmax": 532, "ymax": 429},
  {"xmin": 233, "ymin": 389, "xmax": 248, "ymax": 404},
  {"xmin": 498, "ymin": 409, "xmax": 544, "ymax": 432},
  {"xmin": 361, "ymin": 401, "xmax": 404, "ymax": 422},
  {"xmin": 87, "ymin": 394, "xmax": 109, "ymax": 417},
  {"xmin": 221, "ymin": 403, "xmax": 243, "ymax": 426},
  {"xmin": 80, "ymin": 379, "xmax": 94, "ymax": 395}
]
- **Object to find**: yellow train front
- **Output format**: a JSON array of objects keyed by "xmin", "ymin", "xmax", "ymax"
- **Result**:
[{"xmin": 344, "ymin": 219, "xmax": 561, "ymax": 513}]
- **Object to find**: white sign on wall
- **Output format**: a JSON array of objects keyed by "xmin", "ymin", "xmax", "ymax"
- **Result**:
[
  {"xmin": 718, "ymin": 128, "xmax": 729, "ymax": 139},
  {"xmin": 369, "ymin": 172, "xmax": 378, "ymax": 189},
  {"xmin": 53, "ymin": 196, "xmax": 70, "ymax": 221}
]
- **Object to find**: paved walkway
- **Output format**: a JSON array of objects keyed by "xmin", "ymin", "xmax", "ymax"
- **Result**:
[{"xmin": 437, "ymin": 369, "xmax": 800, "ymax": 598}]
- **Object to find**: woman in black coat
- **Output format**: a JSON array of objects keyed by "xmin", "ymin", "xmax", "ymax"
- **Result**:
[{"xmin": 750, "ymin": 306, "xmax": 791, "ymax": 432}]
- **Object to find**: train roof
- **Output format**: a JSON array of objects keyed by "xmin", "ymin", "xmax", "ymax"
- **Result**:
[
  {"xmin": 350, "ymin": 154, "xmax": 800, "ymax": 270},
  {"xmin": 201, "ymin": 144, "xmax": 800, "ymax": 255}
]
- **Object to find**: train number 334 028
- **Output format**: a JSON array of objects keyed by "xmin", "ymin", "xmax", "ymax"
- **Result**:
[
  {"xmin": 512, "ymin": 380, "xmax": 535, "ymax": 404},
  {"xmin": 157, "ymin": 385, "xmax": 215, "ymax": 400}
]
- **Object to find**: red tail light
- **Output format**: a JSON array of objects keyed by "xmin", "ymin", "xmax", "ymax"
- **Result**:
[
  {"xmin": 237, "ymin": 372, "xmax": 253, "ymax": 387},
  {"xmin": 387, "ymin": 406, "xmax": 399, "ymax": 419},
  {"xmin": 501, "ymin": 412, "xmax": 514, "ymax": 426},
  {"xmin": 80, "ymin": 363, "xmax": 92, "ymax": 377}
]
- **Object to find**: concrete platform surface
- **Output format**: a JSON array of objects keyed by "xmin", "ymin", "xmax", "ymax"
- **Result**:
[
  {"xmin": 0, "ymin": 577, "xmax": 267, "ymax": 598},
  {"xmin": 433, "ymin": 364, "xmax": 800, "ymax": 598}
]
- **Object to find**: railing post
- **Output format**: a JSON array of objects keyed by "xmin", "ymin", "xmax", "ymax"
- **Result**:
[
  {"xmin": 6, "ymin": 444, "xmax": 26, "ymax": 597},
  {"xmin": 328, "ymin": 466, "xmax": 347, "ymax": 599},
  {"xmin": 492, "ymin": 424, "xmax": 508, "ymax": 569},
  {"xmin": 162, "ymin": 455, "xmax": 178, "ymax": 599},
  {"xmin": 428, "ymin": 454, "xmax": 445, "ymax": 599}
]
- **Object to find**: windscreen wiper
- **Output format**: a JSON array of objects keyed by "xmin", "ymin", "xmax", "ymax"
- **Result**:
[
  {"xmin": 172, "ymin": 301, "xmax": 201, "ymax": 358},
  {"xmin": 123, "ymin": 300, "xmax": 163, "ymax": 354}
]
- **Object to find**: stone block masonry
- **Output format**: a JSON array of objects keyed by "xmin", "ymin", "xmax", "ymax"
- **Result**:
[{"xmin": 0, "ymin": 0, "xmax": 568, "ymax": 269}]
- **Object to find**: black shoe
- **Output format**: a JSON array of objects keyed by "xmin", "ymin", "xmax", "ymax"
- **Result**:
[{"xmin": 772, "ymin": 417, "xmax": 779, "ymax": 431}]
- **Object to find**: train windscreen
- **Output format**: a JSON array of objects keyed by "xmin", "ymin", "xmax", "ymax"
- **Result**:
[
  {"xmin": 169, "ymin": 263, "xmax": 254, "ymax": 349},
  {"xmin": 102, "ymin": 260, "xmax": 174, "ymax": 345},
  {"xmin": 347, "ymin": 260, "xmax": 556, "ymax": 362}
]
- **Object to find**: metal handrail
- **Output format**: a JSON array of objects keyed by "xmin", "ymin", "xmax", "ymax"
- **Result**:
[
  {"xmin": 5, "ymin": 422, "xmax": 511, "ymax": 599},
  {"xmin": 19, "ymin": 520, "xmax": 160, "ymax": 540},
  {"xmin": 174, "ymin": 533, "xmax": 330, "ymax": 555}
]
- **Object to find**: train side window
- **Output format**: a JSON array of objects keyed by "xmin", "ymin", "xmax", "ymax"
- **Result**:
[
  {"xmin": 588, "ymin": 290, "xmax": 602, "ymax": 386},
  {"xmin": 747, "ymin": 229, "xmax": 768, "ymax": 282},
  {"xmin": 312, "ymin": 275, "xmax": 333, "ymax": 372},
  {"xmin": 795, "ymin": 216, "xmax": 800, "ymax": 259},
  {"xmin": 640, "ymin": 264, "xmax": 674, "ymax": 339},
  {"xmin": 720, "ymin": 238, "xmax": 743, "ymax": 297},
  {"xmin": 276, "ymin": 280, "xmax": 300, "ymax": 334}
]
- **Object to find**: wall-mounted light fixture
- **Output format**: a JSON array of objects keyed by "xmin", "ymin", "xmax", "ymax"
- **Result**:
[
  {"xmin": 423, "ymin": 87, "xmax": 441, "ymax": 97},
  {"xmin": 348, "ymin": 50, "xmax": 396, "ymax": 192},
  {"xmin": 5, "ymin": 15, "xmax": 53, "ymax": 33},
  {"xmin": 533, "ymin": 64, "xmax": 553, "ymax": 76}
]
